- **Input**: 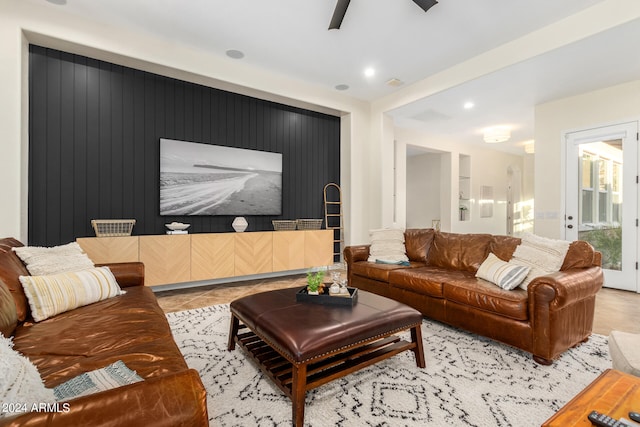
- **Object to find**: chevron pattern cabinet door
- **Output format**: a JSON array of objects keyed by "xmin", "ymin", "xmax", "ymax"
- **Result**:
[
  {"xmin": 191, "ymin": 233, "xmax": 235, "ymax": 280},
  {"xmin": 273, "ymin": 231, "xmax": 305, "ymax": 272},
  {"xmin": 304, "ymin": 230, "xmax": 334, "ymax": 268},
  {"xmin": 76, "ymin": 236, "xmax": 139, "ymax": 264},
  {"xmin": 139, "ymin": 235, "xmax": 191, "ymax": 286},
  {"xmin": 235, "ymin": 232, "xmax": 273, "ymax": 276}
]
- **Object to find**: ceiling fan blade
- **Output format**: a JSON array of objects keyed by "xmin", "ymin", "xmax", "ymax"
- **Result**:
[
  {"xmin": 412, "ymin": 0, "xmax": 438, "ymax": 12},
  {"xmin": 329, "ymin": 0, "xmax": 351, "ymax": 30}
]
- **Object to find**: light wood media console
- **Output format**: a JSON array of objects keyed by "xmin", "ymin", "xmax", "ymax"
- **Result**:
[{"xmin": 77, "ymin": 230, "xmax": 334, "ymax": 287}]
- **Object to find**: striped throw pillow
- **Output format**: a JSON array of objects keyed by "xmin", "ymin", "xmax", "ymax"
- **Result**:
[
  {"xmin": 53, "ymin": 360, "xmax": 143, "ymax": 401},
  {"xmin": 19, "ymin": 267, "xmax": 124, "ymax": 322},
  {"xmin": 476, "ymin": 253, "xmax": 530, "ymax": 290}
]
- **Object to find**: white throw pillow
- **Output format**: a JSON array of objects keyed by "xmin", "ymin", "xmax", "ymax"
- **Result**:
[
  {"xmin": 476, "ymin": 253, "xmax": 530, "ymax": 290},
  {"xmin": 53, "ymin": 360, "xmax": 143, "ymax": 401},
  {"xmin": 13, "ymin": 242, "xmax": 94, "ymax": 276},
  {"xmin": 19, "ymin": 267, "xmax": 124, "ymax": 322},
  {"xmin": 0, "ymin": 334, "xmax": 56, "ymax": 418},
  {"xmin": 367, "ymin": 228, "xmax": 409, "ymax": 263},
  {"xmin": 510, "ymin": 233, "xmax": 571, "ymax": 290}
]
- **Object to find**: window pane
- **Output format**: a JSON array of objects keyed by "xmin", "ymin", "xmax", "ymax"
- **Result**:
[
  {"xmin": 599, "ymin": 192, "xmax": 608, "ymax": 222},
  {"xmin": 581, "ymin": 154, "xmax": 593, "ymax": 188},
  {"xmin": 613, "ymin": 194, "xmax": 622, "ymax": 223},
  {"xmin": 598, "ymin": 159, "xmax": 607, "ymax": 191},
  {"xmin": 613, "ymin": 162, "xmax": 622, "ymax": 192},
  {"xmin": 582, "ymin": 190, "xmax": 593, "ymax": 223}
]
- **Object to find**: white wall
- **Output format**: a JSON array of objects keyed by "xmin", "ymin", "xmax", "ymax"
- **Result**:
[
  {"xmin": 406, "ymin": 153, "xmax": 442, "ymax": 228},
  {"xmin": 534, "ymin": 79, "xmax": 640, "ymax": 238},
  {"xmin": 395, "ymin": 128, "xmax": 524, "ymax": 235}
]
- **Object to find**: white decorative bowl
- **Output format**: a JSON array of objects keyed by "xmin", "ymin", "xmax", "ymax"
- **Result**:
[{"xmin": 165, "ymin": 222, "xmax": 190, "ymax": 231}]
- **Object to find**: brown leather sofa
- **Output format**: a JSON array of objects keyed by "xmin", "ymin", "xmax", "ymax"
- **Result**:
[
  {"xmin": 344, "ymin": 229, "xmax": 604, "ymax": 365},
  {"xmin": 0, "ymin": 238, "xmax": 208, "ymax": 426}
]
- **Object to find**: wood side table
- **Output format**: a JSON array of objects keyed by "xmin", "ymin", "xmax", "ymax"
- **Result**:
[{"xmin": 542, "ymin": 369, "xmax": 640, "ymax": 426}]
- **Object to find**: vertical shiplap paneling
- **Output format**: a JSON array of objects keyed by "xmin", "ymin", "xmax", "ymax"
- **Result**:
[
  {"xmin": 45, "ymin": 49, "xmax": 62, "ymax": 245},
  {"xmin": 85, "ymin": 57, "xmax": 101, "ymax": 232},
  {"xmin": 28, "ymin": 45, "xmax": 340, "ymax": 246},
  {"xmin": 110, "ymin": 63, "xmax": 124, "ymax": 219},
  {"xmin": 29, "ymin": 47, "xmax": 48, "ymax": 243},
  {"xmin": 72, "ymin": 55, "xmax": 88, "ymax": 239},
  {"xmin": 121, "ymin": 67, "xmax": 136, "ymax": 225},
  {"xmin": 59, "ymin": 52, "xmax": 76, "ymax": 243}
]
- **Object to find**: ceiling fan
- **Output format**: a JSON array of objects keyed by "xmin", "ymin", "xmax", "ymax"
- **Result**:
[{"xmin": 329, "ymin": 0, "xmax": 438, "ymax": 30}]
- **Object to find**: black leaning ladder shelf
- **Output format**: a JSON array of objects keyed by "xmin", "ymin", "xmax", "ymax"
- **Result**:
[{"xmin": 323, "ymin": 183, "xmax": 344, "ymax": 262}]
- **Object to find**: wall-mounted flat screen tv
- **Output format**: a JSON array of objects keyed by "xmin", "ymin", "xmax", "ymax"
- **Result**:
[{"xmin": 160, "ymin": 138, "xmax": 282, "ymax": 216}]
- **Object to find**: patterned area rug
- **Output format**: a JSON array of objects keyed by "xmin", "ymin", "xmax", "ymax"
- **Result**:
[{"xmin": 166, "ymin": 304, "xmax": 610, "ymax": 427}]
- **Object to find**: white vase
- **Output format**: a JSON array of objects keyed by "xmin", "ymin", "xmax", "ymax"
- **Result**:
[{"xmin": 232, "ymin": 217, "xmax": 248, "ymax": 232}]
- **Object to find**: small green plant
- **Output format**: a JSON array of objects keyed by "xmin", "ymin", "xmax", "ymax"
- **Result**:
[{"xmin": 306, "ymin": 270, "xmax": 325, "ymax": 293}]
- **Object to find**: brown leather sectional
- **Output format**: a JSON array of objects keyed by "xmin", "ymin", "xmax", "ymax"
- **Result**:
[
  {"xmin": 0, "ymin": 238, "xmax": 208, "ymax": 426},
  {"xmin": 344, "ymin": 229, "xmax": 604, "ymax": 365}
]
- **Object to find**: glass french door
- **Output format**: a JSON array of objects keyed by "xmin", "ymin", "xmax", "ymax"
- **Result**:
[{"xmin": 565, "ymin": 122, "xmax": 638, "ymax": 291}]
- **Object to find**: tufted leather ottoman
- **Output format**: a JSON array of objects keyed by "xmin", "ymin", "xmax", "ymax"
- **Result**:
[{"xmin": 228, "ymin": 287, "xmax": 425, "ymax": 427}]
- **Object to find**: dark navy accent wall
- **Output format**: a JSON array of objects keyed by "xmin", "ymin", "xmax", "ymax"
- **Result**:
[{"xmin": 28, "ymin": 45, "xmax": 340, "ymax": 246}]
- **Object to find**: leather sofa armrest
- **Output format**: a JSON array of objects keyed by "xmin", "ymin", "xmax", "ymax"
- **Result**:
[
  {"xmin": 344, "ymin": 245, "xmax": 371, "ymax": 284},
  {"xmin": 96, "ymin": 262, "xmax": 145, "ymax": 288},
  {"xmin": 0, "ymin": 369, "xmax": 208, "ymax": 427},
  {"xmin": 344, "ymin": 245, "xmax": 370, "ymax": 265},
  {"xmin": 528, "ymin": 266, "xmax": 604, "ymax": 362},
  {"xmin": 527, "ymin": 266, "xmax": 604, "ymax": 308}
]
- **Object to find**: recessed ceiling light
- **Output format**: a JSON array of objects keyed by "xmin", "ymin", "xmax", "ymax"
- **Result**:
[
  {"xmin": 46, "ymin": 0, "xmax": 67, "ymax": 4},
  {"xmin": 335, "ymin": 84, "xmax": 350, "ymax": 91},
  {"xmin": 364, "ymin": 67, "xmax": 375, "ymax": 78},
  {"xmin": 463, "ymin": 101, "xmax": 474, "ymax": 110},
  {"xmin": 226, "ymin": 49, "xmax": 245, "ymax": 59}
]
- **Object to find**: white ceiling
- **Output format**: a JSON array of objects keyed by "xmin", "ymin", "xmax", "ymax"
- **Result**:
[{"xmin": 26, "ymin": 0, "xmax": 640, "ymax": 154}]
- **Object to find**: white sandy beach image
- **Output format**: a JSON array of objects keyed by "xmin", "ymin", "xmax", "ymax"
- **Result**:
[{"xmin": 160, "ymin": 138, "xmax": 282, "ymax": 216}]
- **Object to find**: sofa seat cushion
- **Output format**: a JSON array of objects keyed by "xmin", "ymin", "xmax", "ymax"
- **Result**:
[
  {"xmin": 389, "ymin": 267, "xmax": 474, "ymax": 298},
  {"xmin": 11, "ymin": 286, "xmax": 188, "ymax": 388},
  {"xmin": 443, "ymin": 279, "xmax": 528, "ymax": 321},
  {"xmin": 351, "ymin": 261, "xmax": 424, "ymax": 283}
]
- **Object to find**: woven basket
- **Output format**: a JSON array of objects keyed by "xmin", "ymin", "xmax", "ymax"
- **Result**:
[
  {"xmin": 296, "ymin": 219, "xmax": 323, "ymax": 230},
  {"xmin": 272, "ymin": 220, "xmax": 297, "ymax": 231},
  {"xmin": 91, "ymin": 219, "xmax": 136, "ymax": 237}
]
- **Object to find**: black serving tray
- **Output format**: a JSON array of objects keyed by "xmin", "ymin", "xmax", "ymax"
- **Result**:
[{"xmin": 296, "ymin": 286, "xmax": 358, "ymax": 306}]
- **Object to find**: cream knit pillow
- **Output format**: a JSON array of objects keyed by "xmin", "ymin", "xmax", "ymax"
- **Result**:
[
  {"xmin": 510, "ymin": 233, "xmax": 571, "ymax": 290},
  {"xmin": 0, "ymin": 335, "xmax": 56, "ymax": 418},
  {"xmin": 13, "ymin": 242, "xmax": 94, "ymax": 276},
  {"xmin": 367, "ymin": 228, "xmax": 409, "ymax": 263}
]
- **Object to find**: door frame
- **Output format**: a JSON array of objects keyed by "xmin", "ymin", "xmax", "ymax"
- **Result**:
[{"xmin": 563, "ymin": 120, "xmax": 639, "ymax": 292}]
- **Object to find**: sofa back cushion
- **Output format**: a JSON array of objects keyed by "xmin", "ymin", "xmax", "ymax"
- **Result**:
[
  {"xmin": 427, "ymin": 232, "xmax": 493, "ymax": 272},
  {"xmin": 489, "ymin": 235, "xmax": 521, "ymax": 261},
  {"xmin": 561, "ymin": 240, "xmax": 598, "ymax": 269},
  {"xmin": 0, "ymin": 239, "xmax": 30, "ymax": 322},
  {"xmin": 0, "ymin": 280, "xmax": 18, "ymax": 337},
  {"xmin": 404, "ymin": 229, "xmax": 435, "ymax": 263}
]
